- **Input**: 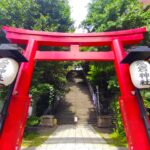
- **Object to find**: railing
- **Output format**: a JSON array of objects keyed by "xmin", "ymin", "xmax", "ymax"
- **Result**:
[{"xmin": 82, "ymin": 71, "xmax": 101, "ymax": 115}]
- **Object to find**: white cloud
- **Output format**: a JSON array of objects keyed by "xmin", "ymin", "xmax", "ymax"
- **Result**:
[{"xmin": 69, "ymin": 0, "xmax": 91, "ymax": 33}]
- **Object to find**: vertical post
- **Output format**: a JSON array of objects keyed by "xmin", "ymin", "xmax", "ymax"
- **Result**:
[
  {"xmin": 112, "ymin": 39, "xmax": 150, "ymax": 150},
  {"xmin": 0, "ymin": 39, "xmax": 38, "ymax": 150},
  {"xmin": 96, "ymin": 85, "xmax": 100, "ymax": 115}
]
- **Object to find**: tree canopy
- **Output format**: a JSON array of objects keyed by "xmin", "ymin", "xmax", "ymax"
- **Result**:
[
  {"xmin": 82, "ymin": 0, "xmax": 150, "ymax": 141},
  {"xmin": 0, "ymin": 0, "xmax": 73, "ymax": 32},
  {"xmin": 83, "ymin": 0, "xmax": 150, "ymax": 45},
  {"xmin": 0, "ymin": 0, "xmax": 74, "ymax": 116}
]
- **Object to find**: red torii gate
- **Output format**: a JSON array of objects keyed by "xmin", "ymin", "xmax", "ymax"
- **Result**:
[{"xmin": 0, "ymin": 26, "xmax": 150, "ymax": 150}]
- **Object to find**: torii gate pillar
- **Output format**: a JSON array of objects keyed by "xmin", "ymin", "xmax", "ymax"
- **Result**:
[
  {"xmin": 0, "ymin": 26, "xmax": 149, "ymax": 150},
  {"xmin": 112, "ymin": 39, "xmax": 150, "ymax": 149}
]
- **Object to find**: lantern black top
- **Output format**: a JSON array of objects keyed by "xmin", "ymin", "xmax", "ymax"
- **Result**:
[
  {"xmin": 121, "ymin": 46, "xmax": 150, "ymax": 64},
  {"xmin": 0, "ymin": 44, "xmax": 27, "ymax": 62}
]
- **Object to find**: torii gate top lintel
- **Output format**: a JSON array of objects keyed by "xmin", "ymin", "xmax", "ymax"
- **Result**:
[
  {"xmin": 3, "ymin": 26, "xmax": 146, "ymax": 36},
  {"xmin": 3, "ymin": 26, "xmax": 146, "ymax": 46},
  {"xmin": 2, "ymin": 26, "xmax": 147, "ymax": 62}
]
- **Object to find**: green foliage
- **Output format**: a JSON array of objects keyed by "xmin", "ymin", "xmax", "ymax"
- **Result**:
[
  {"xmin": 87, "ymin": 62, "xmax": 116, "ymax": 114},
  {"xmin": 144, "ymin": 91, "xmax": 150, "ymax": 101},
  {"xmin": 23, "ymin": 130, "xmax": 52, "ymax": 147},
  {"xmin": 87, "ymin": 62, "xmax": 115, "ymax": 100},
  {"xmin": 87, "ymin": 62, "xmax": 114, "ymax": 85},
  {"xmin": 0, "ymin": 0, "xmax": 74, "ymax": 116},
  {"xmin": 31, "ymin": 83, "xmax": 55, "ymax": 104},
  {"xmin": 110, "ymin": 98, "xmax": 126, "ymax": 142},
  {"xmin": 108, "ymin": 132, "xmax": 127, "ymax": 147},
  {"xmin": 142, "ymin": 90, "xmax": 150, "ymax": 116},
  {"xmin": 0, "ymin": 86, "xmax": 7, "ymax": 100},
  {"xmin": 94, "ymin": 126, "xmax": 127, "ymax": 147},
  {"xmin": 80, "ymin": 46, "xmax": 109, "ymax": 52},
  {"xmin": 30, "ymin": 62, "xmax": 71, "ymax": 116},
  {"xmin": 0, "ymin": 86, "xmax": 7, "ymax": 111},
  {"xmin": 0, "ymin": 0, "xmax": 38, "ymax": 29},
  {"xmin": 26, "ymin": 116, "xmax": 41, "ymax": 127},
  {"xmin": 31, "ymin": 62, "xmax": 69, "ymax": 93},
  {"xmin": 34, "ymin": 0, "xmax": 73, "ymax": 32},
  {"xmin": 0, "ymin": 0, "xmax": 73, "ymax": 32},
  {"xmin": 107, "ymin": 76, "xmax": 119, "ymax": 93},
  {"xmin": 83, "ymin": 0, "xmax": 150, "ymax": 140},
  {"xmin": 83, "ymin": 0, "xmax": 150, "ymax": 46},
  {"xmin": 31, "ymin": 83, "xmax": 56, "ymax": 116}
]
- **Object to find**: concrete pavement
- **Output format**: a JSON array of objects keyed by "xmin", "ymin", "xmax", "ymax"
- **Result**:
[{"xmin": 22, "ymin": 125, "xmax": 127, "ymax": 150}]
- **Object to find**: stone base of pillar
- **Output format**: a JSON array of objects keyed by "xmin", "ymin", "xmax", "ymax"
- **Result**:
[
  {"xmin": 41, "ymin": 115, "xmax": 57, "ymax": 127},
  {"xmin": 97, "ymin": 115, "xmax": 112, "ymax": 128}
]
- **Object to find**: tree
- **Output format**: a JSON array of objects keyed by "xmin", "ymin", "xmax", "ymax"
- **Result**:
[
  {"xmin": 34, "ymin": 0, "xmax": 73, "ymax": 32},
  {"xmin": 87, "ymin": 62, "xmax": 116, "ymax": 115},
  {"xmin": 0, "ymin": 0, "xmax": 38, "ymax": 29},
  {"xmin": 83, "ymin": 0, "xmax": 150, "ymax": 140},
  {"xmin": 83, "ymin": 0, "xmax": 150, "ymax": 45},
  {"xmin": 0, "ymin": 0, "xmax": 73, "ymax": 31},
  {"xmin": 0, "ymin": 0, "xmax": 74, "ymax": 116}
]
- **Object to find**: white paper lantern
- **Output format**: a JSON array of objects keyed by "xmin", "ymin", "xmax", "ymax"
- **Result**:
[
  {"xmin": 130, "ymin": 60, "xmax": 150, "ymax": 89},
  {"xmin": 0, "ymin": 58, "xmax": 19, "ymax": 86}
]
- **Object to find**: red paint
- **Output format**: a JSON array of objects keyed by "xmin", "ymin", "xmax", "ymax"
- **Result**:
[
  {"xmin": 0, "ymin": 39, "xmax": 38, "ymax": 150},
  {"xmin": 35, "ymin": 51, "xmax": 115, "ymax": 61},
  {"xmin": 1, "ymin": 26, "xmax": 149, "ymax": 150},
  {"xmin": 112, "ymin": 39, "xmax": 150, "ymax": 150},
  {"xmin": 3, "ymin": 26, "xmax": 145, "ymax": 46}
]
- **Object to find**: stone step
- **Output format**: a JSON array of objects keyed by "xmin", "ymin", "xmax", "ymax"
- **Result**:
[
  {"xmin": 57, "ymin": 120, "xmax": 96, "ymax": 125},
  {"xmin": 57, "ymin": 116, "xmax": 96, "ymax": 119},
  {"xmin": 55, "ymin": 76, "xmax": 97, "ymax": 125},
  {"xmin": 57, "ymin": 119, "xmax": 96, "ymax": 125}
]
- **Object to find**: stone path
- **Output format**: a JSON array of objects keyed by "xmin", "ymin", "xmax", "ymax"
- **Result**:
[{"xmin": 22, "ymin": 125, "xmax": 127, "ymax": 150}]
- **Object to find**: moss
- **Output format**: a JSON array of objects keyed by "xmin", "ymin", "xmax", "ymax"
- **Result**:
[{"xmin": 22, "ymin": 127, "xmax": 56, "ymax": 147}]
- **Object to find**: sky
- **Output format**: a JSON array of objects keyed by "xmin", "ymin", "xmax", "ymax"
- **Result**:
[{"xmin": 69, "ymin": 0, "xmax": 91, "ymax": 33}]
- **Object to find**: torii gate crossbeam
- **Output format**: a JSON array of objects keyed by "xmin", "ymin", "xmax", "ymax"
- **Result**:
[{"xmin": 0, "ymin": 26, "xmax": 150, "ymax": 150}]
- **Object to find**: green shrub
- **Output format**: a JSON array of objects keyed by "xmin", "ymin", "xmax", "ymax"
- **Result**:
[
  {"xmin": 111, "ymin": 98, "xmax": 126, "ymax": 142},
  {"xmin": 142, "ymin": 90, "xmax": 150, "ymax": 116},
  {"xmin": 26, "ymin": 116, "xmax": 41, "ymax": 127}
]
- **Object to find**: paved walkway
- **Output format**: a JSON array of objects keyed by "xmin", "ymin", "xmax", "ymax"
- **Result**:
[{"xmin": 22, "ymin": 125, "xmax": 127, "ymax": 150}]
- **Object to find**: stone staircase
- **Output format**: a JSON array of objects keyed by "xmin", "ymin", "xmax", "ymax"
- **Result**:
[{"xmin": 55, "ymin": 76, "xmax": 97, "ymax": 125}]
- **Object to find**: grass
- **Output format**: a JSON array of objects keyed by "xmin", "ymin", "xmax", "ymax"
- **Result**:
[
  {"xmin": 108, "ymin": 132, "xmax": 127, "ymax": 147},
  {"xmin": 94, "ymin": 126, "xmax": 127, "ymax": 147},
  {"xmin": 22, "ymin": 127, "xmax": 56, "ymax": 148}
]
